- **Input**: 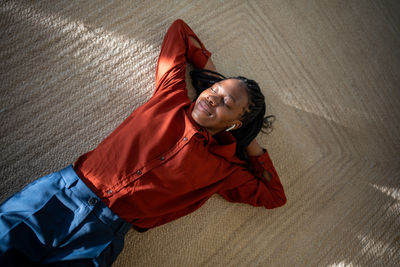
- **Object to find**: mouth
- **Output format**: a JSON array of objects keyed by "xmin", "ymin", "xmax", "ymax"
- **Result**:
[{"xmin": 197, "ymin": 99, "xmax": 212, "ymax": 116}]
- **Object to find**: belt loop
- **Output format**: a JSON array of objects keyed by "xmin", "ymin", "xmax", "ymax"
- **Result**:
[{"xmin": 60, "ymin": 165, "xmax": 79, "ymax": 188}]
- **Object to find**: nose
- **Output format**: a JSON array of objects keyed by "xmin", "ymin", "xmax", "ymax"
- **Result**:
[{"xmin": 207, "ymin": 94, "xmax": 221, "ymax": 106}]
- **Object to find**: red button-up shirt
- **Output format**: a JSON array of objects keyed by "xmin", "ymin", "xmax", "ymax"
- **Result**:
[{"xmin": 74, "ymin": 19, "xmax": 286, "ymax": 231}]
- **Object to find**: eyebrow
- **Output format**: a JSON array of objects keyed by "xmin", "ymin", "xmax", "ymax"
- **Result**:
[{"xmin": 217, "ymin": 84, "xmax": 237, "ymax": 103}]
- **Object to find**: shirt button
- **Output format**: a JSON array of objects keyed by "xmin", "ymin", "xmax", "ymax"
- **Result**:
[
  {"xmin": 88, "ymin": 197, "xmax": 98, "ymax": 206},
  {"xmin": 136, "ymin": 170, "xmax": 142, "ymax": 175},
  {"xmin": 160, "ymin": 156, "xmax": 165, "ymax": 161},
  {"xmin": 106, "ymin": 190, "xmax": 113, "ymax": 195},
  {"xmin": 183, "ymin": 137, "xmax": 188, "ymax": 141},
  {"xmin": 260, "ymin": 161, "xmax": 264, "ymax": 165}
]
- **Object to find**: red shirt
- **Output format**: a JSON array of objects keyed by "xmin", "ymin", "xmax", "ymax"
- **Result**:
[{"xmin": 74, "ymin": 19, "xmax": 286, "ymax": 231}]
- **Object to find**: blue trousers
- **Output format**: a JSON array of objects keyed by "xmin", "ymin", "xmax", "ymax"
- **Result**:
[{"xmin": 0, "ymin": 165, "xmax": 131, "ymax": 267}]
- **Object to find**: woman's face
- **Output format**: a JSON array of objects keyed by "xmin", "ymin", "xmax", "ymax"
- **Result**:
[{"xmin": 192, "ymin": 79, "xmax": 249, "ymax": 134}]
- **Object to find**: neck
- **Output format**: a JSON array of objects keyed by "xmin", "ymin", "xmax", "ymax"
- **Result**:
[{"xmin": 205, "ymin": 127, "xmax": 224, "ymax": 136}]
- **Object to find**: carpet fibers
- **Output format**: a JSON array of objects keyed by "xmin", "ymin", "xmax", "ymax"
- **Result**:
[{"xmin": 1, "ymin": 0, "xmax": 399, "ymax": 266}]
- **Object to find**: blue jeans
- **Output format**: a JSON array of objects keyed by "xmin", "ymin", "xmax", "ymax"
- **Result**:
[{"xmin": 0, "ymin": 165, "xmax": 131, "ymax": 267}]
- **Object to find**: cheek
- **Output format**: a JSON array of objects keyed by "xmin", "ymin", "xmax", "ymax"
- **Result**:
[{"xmin": 215, "ymin": 108, "xmax": 235, "ymax": 124}]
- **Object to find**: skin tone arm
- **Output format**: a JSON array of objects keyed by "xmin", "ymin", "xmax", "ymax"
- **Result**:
[
  {"xmin": 203, "ymin": 57, "xmax": 217, "ymax": 71},
  {"xmin": 189, "ymin": 37, "xmax": 272, "ymax": 182},
  {"xmin": 245, "ymin": 139, "xmax": 264, "ymax": 156},
  {"xmin": 246, "ymin": 139, "xmax": 272, "ymax": 182}
]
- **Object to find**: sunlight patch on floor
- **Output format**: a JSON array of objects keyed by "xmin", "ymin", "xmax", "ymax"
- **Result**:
[
  {"xmin": 327, "ymin": 260, "xmax": 356, "ymax": 267},
  {"xmin": 370, "ymin": 183, "xmax": 400, "ymax": 201},
  {"xmin": 357, "ymin": 232, "xmax": 398, "ymax": 261},
  {"xmin": 1, "ymin": 0, "xmax": 155, "ymax": 89}
]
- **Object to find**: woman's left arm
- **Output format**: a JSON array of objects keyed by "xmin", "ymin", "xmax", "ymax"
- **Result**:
[
  {"xmin": 217, "ymin": 140, "xmax": 287, "ymax": 209},
  {"xmin": 245, "ymin": 139, "xmax": 272, "ymax": 182}
]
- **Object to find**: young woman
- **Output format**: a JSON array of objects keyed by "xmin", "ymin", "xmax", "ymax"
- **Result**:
[{"xmin": 0, "ymin": 19, "xmax": 286, "ymax": 266}]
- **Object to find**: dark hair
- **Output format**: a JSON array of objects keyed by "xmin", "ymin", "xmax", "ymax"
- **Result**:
[{"xmin": 190, "ymin": 69, "xmax": 275, "ymax": 159}]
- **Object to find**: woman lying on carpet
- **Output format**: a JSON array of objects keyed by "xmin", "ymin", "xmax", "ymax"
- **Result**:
[{"xmin": 0, "ymin": 19, "xmax": 286, "ymax": 266}]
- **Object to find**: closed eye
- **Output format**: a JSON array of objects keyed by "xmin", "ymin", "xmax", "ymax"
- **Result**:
[
  {"xmin": 210, "ymin": 86, "xmax": 232, "ymax": 108},
  {"xmin": 224, "ymin": 99, "xmax": 231, "ymax": 109}
]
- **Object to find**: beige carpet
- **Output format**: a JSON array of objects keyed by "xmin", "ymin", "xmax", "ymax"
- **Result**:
[{"xmin": 1, "ymin": 0, "xmax": 399, "ymax": 266}]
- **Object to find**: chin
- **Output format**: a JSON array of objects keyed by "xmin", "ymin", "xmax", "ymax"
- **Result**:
[{"xmin": 191, "ymin": 108, "xmax": 206, "ymax": 127}]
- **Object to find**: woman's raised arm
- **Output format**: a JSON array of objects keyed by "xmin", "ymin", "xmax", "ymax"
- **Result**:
[
  {"xmin": 154, "ymin": 19, "xmax": 212, "ymax": 95},
  {"xmin": 218, "ymin": 143, "xmax": 286, "ymax": 209},
  {"xmin": 189, "ymin": 36, "xmax": 217, "ymax": 72},
  {"xmin": 246, "ymin": 139, "xmax": 272, "ymax": 182}
]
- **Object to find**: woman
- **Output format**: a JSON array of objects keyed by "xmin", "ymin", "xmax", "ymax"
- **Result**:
[{"xmin": 0, "ymin": 19, "xmax": 286, "ymax": 266}]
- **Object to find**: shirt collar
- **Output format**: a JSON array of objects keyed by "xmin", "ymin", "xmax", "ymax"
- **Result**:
[{"xmin": 186, "ymin": 102, "xmax": 244, "ymax": 164}]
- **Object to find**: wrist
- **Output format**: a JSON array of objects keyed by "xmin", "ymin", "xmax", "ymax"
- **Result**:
[
  {"xmin": 246, "ymin": 140, "xmax": 264, "ymax": 156},
  {"xmin": 203, "ymin": 58, "xmax": 216, "ymax": 72}
]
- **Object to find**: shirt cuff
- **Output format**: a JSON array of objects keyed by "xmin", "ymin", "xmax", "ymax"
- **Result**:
[{"xmin": 187, "ymin": 37, "xmax": 212, "ymax": 69}]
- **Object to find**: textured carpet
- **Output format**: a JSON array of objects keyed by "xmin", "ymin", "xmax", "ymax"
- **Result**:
[{"xmin": 1, "ymin": 0, "xmax": 399, "ymax": 266}]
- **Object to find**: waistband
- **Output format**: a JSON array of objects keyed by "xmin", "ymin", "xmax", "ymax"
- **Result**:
[{"xmin": 59, "ymin": 165, "xmax": 131, "ymax": 235}]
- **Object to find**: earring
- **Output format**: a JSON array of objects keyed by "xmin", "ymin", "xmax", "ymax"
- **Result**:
[{"xmin": 225, "ymin": 124, "xmax": 236, "ymax": 132}]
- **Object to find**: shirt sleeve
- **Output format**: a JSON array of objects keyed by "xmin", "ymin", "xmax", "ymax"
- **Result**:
[
  {"xmin": 218, "ymin": 150, "xmax": 287, "ymax": 209},
  {"xmin": 154, "ymin": 19, "xmax": 212, "ymax": 96}
]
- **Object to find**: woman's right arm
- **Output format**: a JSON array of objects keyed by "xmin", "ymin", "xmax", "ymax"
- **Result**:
[
  {"xmin": 154, "ymin": 19, "xmax": 212, "ymax": 96},
  {"xmin": 189, "ymin": 36, "xmax": 217, "ymax": 72}
]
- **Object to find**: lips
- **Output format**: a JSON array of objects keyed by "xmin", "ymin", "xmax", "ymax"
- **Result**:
[{"xmin": 198, "ymin": 99, "xmax": 212, "ymax": 116}]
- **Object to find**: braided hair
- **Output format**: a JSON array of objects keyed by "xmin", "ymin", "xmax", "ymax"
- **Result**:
[{"xmin": 190, "ymin": 69, "xmax": 275, "ymax": 159}]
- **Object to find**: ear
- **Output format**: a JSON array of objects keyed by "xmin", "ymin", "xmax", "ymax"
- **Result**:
[{"xmin": 231, "ymin": 120, "xmax": 243, "ymax": 130}]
